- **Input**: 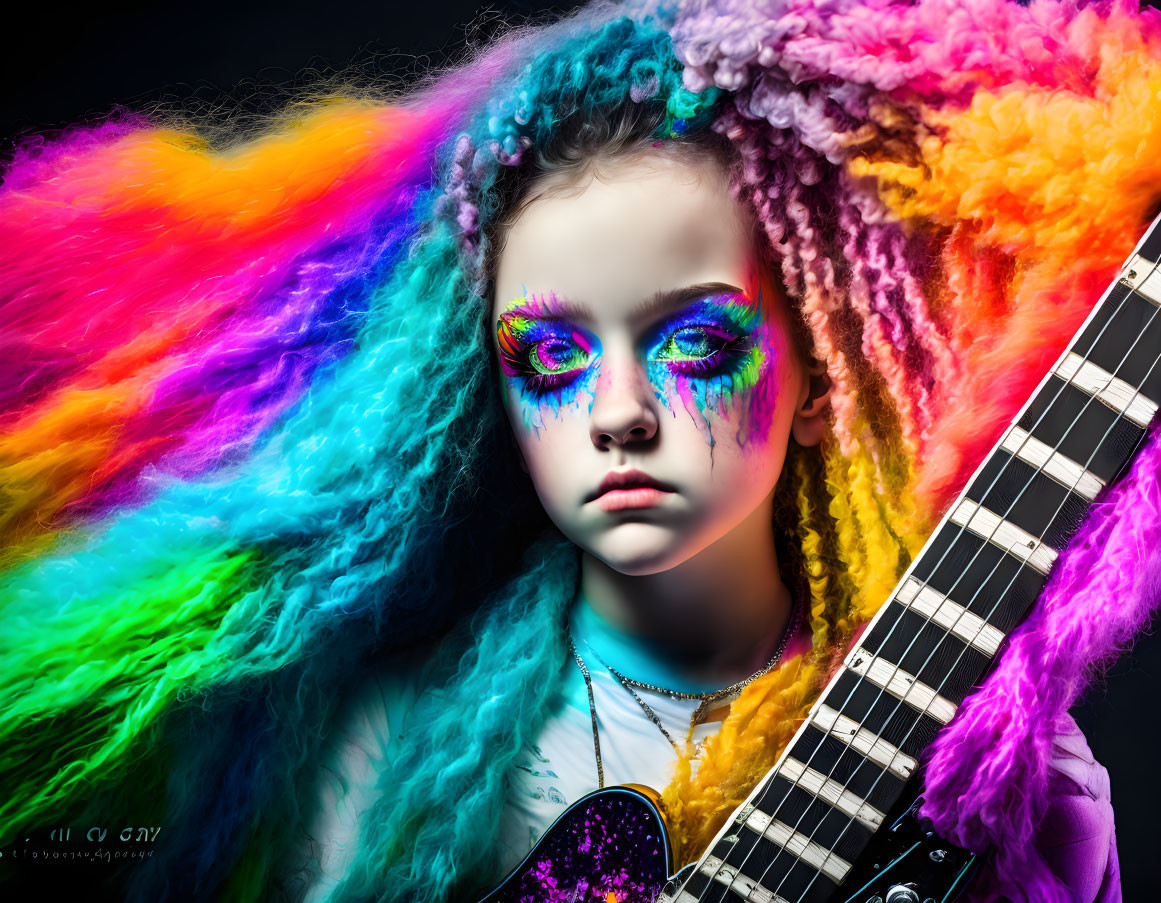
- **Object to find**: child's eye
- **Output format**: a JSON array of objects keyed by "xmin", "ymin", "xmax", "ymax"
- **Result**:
[
  {"xmin": 496, "ymin": 313, "xmax": 593, "ymax": 397},
  {"xmin": 516, "ymin": 335, "xmax": 591, "ymax": 394},
  {"xmin": 528, "ymin": 337, "xmax": 587, "ymax": 375},
  {"xmin": 652, "ymin": 324, "xmax": 750, "ymax": 377},
  {"xmin": 660, "ymin": 325, "xmax": 728, "ymax": 360}
]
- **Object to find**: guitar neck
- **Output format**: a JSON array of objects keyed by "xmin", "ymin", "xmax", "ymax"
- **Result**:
[{"xmin": 670, "ymin": 216, "xmax": 1161, "ymax": 903}]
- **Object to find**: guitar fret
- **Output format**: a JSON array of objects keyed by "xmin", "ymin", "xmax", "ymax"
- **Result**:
[
  {"xmin": 1134, "ymin": 218, "xmax": 1161, "ymax": 263},
  {"xmin": 1019, "ymin": 377, "xmax": 1147, "ymax": 485},
  {"xmin": 696, "ymin": 856, "xmax": 789, "ymax": 903},
  {"xmin": 1000, "ymin": 425, "xmax": 1105, "ymax": 501},
  {"xmin": 742, "ymin": 774, "xmax": 876, "ymax": 865},
  {"xmin": 948, "ymin": 498, "xmax": 1058, "ymax": 575},
  {"xmin": 1072, "ymin": 281, "xmax": 1161, "ymax": 412},
  {"xmin": 894, "ymin": 576, "xmax": 1006, "ymax": 656},
  {"xmin": 786, "ymin": 724, "xmax": 908, "ymax": 813},
  {"xmin": 810, "ymin": 704, "xmax": 917, "ymax": 779},
  {"xmin": 778, "ymin": 756, "xmax": 885, "ymax": 830},
  {"xmin": 742, "ymin": 809, "xmax": 852, "ymax": 884},
  {"xmin": 843, "ymin": 649, "xmax": 959, "ymax": 724},
  {"xmin": 1120, "ymin": 254, "xmax": 1161, "ymax": 306},
  {"xmin": 910, "ymin": 522, "xmax": 1047, "ymax": 634},
  {"xmin": 676, "ymin": 851, "xmax": 834, "ymax": 903},
  {"xmin": 964, "ymin": 451, "xmax": 1091, "ymax": 557},
  {"xmin": 1055, "ymin": 351, "xmax": 1158, "ymax": 427}
]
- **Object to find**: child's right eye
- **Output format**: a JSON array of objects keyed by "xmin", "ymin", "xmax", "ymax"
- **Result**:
[
  {"xmin": 497, "ymin": 313, "xmax": 594, "ymax": 397},
  {"xmin": 528, "ymin": 337, "xmax": 588, "ymax": 376}
]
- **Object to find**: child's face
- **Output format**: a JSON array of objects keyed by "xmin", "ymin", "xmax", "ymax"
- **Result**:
[{"xmin": 492, "ymin": 151, "xmax": 811, "ymax": 576}]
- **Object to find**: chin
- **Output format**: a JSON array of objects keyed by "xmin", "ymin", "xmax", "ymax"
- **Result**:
[{"xmin": 585, "ymin": 524, "xmax": 696, "ymax": 576}]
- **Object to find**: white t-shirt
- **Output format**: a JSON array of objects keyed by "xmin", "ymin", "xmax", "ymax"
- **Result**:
[{"xmin": 298, "ymin": 597, "xmax": 790, "ymax": 900}]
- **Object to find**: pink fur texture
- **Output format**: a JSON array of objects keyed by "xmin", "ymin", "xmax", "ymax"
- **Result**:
[{"xmin": 920, "ymin": 423, "xmax": 1161, "ymax": 900}]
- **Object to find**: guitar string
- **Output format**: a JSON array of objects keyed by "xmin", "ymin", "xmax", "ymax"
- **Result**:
[
  {"xmin": 782, "ymin": 302, "xmax": 1161, "ymax": 903},
  {"xmin": 754, "ymin": 274, "xmax": 1161, "ymax": 901},
  {"xmin": 693, "ymin": 267, "xmax": 1157, "ymax": 900},
  {"xmin": 773, "ymin": 293, "xmax": 1161, "ymax": 902},
  {"xmin": 692, "ymin": 271, "xmax": 1145, "ymax": 899},
  {"xmin": 694, "ymin": 268, "xmax": 1151, "ymax": 901}
]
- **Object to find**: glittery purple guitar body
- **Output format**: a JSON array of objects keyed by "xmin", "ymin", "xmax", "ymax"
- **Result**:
[
  {"xmin": 478, "ymin": 783, "xmax": 976, "ymax": 903},
  {"xmin": 478, "ymin": 786, "xmax": 672, "ymax": 903}
]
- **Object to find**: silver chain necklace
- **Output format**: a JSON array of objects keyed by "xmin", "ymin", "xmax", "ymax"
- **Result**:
[{"xmin": 569, "ymin": 589, "xmax": 804, "ymax": 789}]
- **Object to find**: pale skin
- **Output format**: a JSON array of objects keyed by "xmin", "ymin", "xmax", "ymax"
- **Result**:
[{"xmin": 492, "ymin": 151, "xmax": 831, "ymax": 690}]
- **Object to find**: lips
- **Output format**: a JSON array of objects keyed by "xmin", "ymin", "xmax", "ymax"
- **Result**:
[{"xmin": 587, "ymin": 469, "xmax": 677, "ymax": 511}]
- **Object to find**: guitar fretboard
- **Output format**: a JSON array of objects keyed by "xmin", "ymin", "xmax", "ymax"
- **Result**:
[{"xmin": 668, "ymin": 217, "xmax": 1161, "ymax": 903}]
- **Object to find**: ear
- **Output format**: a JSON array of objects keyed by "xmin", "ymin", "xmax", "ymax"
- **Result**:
[{"xmin": 791, "ymin": 357, "xmax": 832, "ymax": 448}]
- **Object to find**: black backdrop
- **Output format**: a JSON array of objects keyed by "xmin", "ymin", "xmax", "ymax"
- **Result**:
[{"xmin": 2, "ymin": 1, "xmax": 1158, "ymax": 899}]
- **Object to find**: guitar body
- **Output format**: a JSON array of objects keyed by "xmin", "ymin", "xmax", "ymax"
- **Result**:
[
  {"xmin": 481, "ymin": 784, "xmax": 977, "ymax": 903},
  {"xmin": 479, "ymin": 786, "xmax": 672, "ymax": 903}
]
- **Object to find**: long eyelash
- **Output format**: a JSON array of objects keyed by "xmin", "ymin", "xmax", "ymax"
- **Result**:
[
  {"xmin": 509, "ymin": 346, "xmax": 584, "ymax": 394},
  {"xmin": 499, "ymin": 344, "xmax": 580, "ymax": 390},
  {"xmin": 523, "ymin": 370, "xmax": 579, "ymax": 394},
  {"xmin": 658, "ymin": 330, "xmax": 754, "ymax": 378},
  {"xmin": 497, "ymin": 321, "xmax": 591, "ymax": 397}
]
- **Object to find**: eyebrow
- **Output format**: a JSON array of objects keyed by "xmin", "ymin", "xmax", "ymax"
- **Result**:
[{"xmin": 505, "ymin": 282, "xmax": 747, "ymax": 323}]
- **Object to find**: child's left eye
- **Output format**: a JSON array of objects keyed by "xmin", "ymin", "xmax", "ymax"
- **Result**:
[
  {"xmin": 652, "ymin": 324, "xmax": 749, "ymax": 378},
  {"xmin": 658, "ymin": 325, "xmax": 731, "ymax": 360}
]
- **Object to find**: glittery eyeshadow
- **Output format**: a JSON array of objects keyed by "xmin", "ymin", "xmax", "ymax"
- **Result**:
[
  {"xmin": 496, "ymin": 289, "xmax": 781, "ymax": 444},
  {"xmin": 644, "ymin": 291, "xmax": 778, "ymax": 447}
]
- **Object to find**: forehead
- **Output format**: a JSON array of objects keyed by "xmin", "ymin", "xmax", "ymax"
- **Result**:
[{"xmin": 492, "ymin": 153, "xmax": 757, "ymax": 321}]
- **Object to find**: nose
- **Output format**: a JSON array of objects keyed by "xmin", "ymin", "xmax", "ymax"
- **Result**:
[{"xmin": 588, "ymin": 350, "xmax": 660, "ymax": 450}]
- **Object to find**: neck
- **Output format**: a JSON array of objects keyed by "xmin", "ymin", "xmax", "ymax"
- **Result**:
[{"xmin": 578, "ymin": 491, "xmax": 795, "ymax": 689}]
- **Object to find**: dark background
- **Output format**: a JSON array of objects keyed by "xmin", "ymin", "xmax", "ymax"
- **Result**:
[{"xmin": 3, "ymin": 1, "xmax": 1158, "ymax": 898}]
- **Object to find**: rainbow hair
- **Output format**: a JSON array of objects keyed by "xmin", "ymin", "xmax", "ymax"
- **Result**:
[{"xmin": 2, "ymin": 1, "xmax": 1161, "ymax": 901}]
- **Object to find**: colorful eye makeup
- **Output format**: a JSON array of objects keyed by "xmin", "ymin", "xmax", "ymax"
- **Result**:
[
  {"xmin": 645, "ymin": 294, "xmax": 758, "ymax": 379},
  {"xmin": 642, "ymin": 292, "xmax": 772, "ymax": 442},
  {"xmin": 496, "ymin": 295, "xmax": 596, "ymax": 399},
  {"xmin": 496, "ymin": 289, "xmax": 775, "ymax": 439}
]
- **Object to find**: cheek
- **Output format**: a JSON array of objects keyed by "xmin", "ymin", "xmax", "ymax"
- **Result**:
[
  {"xmin": 503, "ymin": 368, "xmax": 598, "ymax": 434},
  {"xmin": 513, "ymin": 430, "xmax": 592, "ymax": 530},
  {"xmin": 740, "ymin": 320, "xmax": 789, "ymax": 442},
  {"xmin": 505, "ymin": 392, "xmax": 591, "ymax": 496}
]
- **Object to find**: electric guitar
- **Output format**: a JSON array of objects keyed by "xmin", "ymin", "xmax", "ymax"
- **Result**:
[{"xmin": 478, "ymin": 214, "xmax": 1161, "ymax": 903}]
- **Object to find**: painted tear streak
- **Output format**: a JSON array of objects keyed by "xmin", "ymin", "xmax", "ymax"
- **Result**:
[{"xmin": 648, "ymin": 291, "xmax": 782, "ymax": 451}]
